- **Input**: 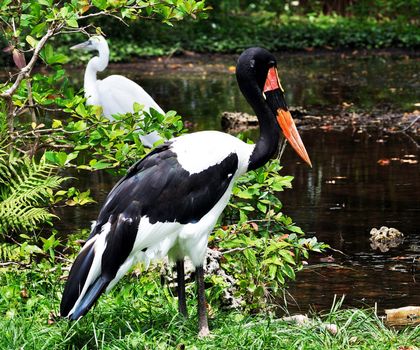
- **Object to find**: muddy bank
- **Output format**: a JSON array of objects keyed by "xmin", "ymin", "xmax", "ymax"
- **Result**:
[
  {"xmin": 295, "ymin": 108, "xmax": 420, "ymax": 140},
  {"xmin": 221, "ymin": 108, "xmax": 420, "ymax": 146},
  {"xmin": 63, "ymin": 48, "xmax": 420, "ymax": 76}
]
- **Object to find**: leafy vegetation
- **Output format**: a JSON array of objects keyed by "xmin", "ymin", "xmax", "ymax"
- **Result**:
[
  {"xmin": 0, "ymin": 0, "xmax": 202, "ymax": 239},
  {"xmin": 206, "ymin": 159, "xmax": 327, "ymax": 310},
  {"xmin": 99, "ymin": 14, "xmax": 419, "ymax": 60}
]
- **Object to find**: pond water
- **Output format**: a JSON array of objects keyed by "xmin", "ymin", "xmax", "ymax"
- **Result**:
[
  {"xmin": 59, "ymin": 52, "xmax": 419, "ymax": 313},
  {"xmin": 281, "ymin": 128, "xmax": 420, "ymax": 313}
]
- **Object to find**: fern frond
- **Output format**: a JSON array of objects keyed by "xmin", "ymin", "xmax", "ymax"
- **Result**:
[
  {"xmin": 6, "ymin": 157, "xmax": 65, "ymax": 205},
  {"xmin": 0, "ymin": 198, "xmax": 57, "ymax": 232},
  {"xmin": 0, "ymin": 242, "xmax": 21, "ymax": 262},
  {"xmin": 0, "ymin": 150, "xmax": 67, "ymax": 235}
]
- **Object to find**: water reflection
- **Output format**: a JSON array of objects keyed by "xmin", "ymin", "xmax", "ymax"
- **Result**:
[
  {"xmin": 280, "ymin": 129, "xmax": 419, "ymax": 311},
  {"xmin": 281, "ymin": 129, "xmax": 419, "ymax": 250}
]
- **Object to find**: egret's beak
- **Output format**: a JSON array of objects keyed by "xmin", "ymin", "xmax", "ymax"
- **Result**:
[
  {"xmin": 264, "ymin": 67, "xmax": 312, "ymax": 167},
  {"xmin": 70, "ymin": 40, "xmax": 91, "ymax": 51}
]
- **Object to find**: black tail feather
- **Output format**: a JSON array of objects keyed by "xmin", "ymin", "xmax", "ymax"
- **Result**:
[
  {"xmin": 61, "ymin": 200, "xmax": 140, "ymax": 319},
  {"xmin": 68, "ymin": 277, "xmax": 109, "ymax": 320},
  {"xmin": 60, "ymin": 240, "xmax": 107, "ymax": 318}
]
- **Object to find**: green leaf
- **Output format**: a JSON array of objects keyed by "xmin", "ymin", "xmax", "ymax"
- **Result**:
[
  {"xmin": 74, "ymin": 144, "xmax": 89, "ymax": 151},
  {"xmin": 90, "ymin": 160, "xmax": 111, "ymax": 170},
  {"xmin": 282, "ymin": 263, "xmax": 296, "ymax": 280},
  {"xmin": 256, "ymin": 202, "xmax": 267, "ymax": 213},
  {"xmin": 30, "ymin": 22, "xmax": 47, "ymax": 37},
  {"xmin": 268, "ymin": 264, "xmax": 277, "ymax": 280},
  {"xmin": 52, "ymin": 119, "xmax": 62, "ymax": 128},
  {"xmin": 133, "ymin": 102, "xmax": 144, "ymax": 113},
  {"xmin": 26, "ymin": 35, "xmax": 38, "ymax": 48},
  {"xmin": 165, "ymin": 110, "xmax": 177, "ymax": 118},
  {"xmin": 45, "ymin": 43, "xmax": 53, "ymax": 60},
  {"xmin": 235, "ymin": 189, "xmax": 253, "ymax": 199},
  {"xmin": 241, "ymin": 205, "xmax": 254, "ymax": 212},
  {"xmin": 37, "ymin": 0, "xmax": 51, "ymax": 6},
  {"xmin": 73, "ymin": 120, "xmax": 87, "ymax": 131},
  {"xmin": 287, "ymin": 225, "xmax": 304, "ymax": 234},
  {"xmin": 66, "ymin": 18, "xmax": 78, "ymax": 28},
  {"xmin": 66, "ymin": 152, "xmax": 79, "ymax": 164},
  {"xmin": 276, "ymin": 270, "xmax": 285, "ymax": 284},
  {"xmin": 55, "ymin": 152, "xmax": 68, "ymax": 166},
  {"xmin": 278, "ymin": 250, "xmax": 296, "ymax": 265},
  {"xmin": 243, "ymin": 249, "xmax": 257, "ymax": 266},
  {"xmin": 92, "ymin": 0, "xmax": 107, "ymax": 10},
  {"xmin": 238, "ymin": 210, "xmax": 248, "ymax": 224},
  {"xmin": 75, "ymin": 104, "xmax": 87, "ymax": 118}
]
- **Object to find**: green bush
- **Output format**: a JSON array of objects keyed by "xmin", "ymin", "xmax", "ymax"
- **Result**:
[{"xmin": 64, "ymin": 13, "xmax": 418, "ymax": 63}]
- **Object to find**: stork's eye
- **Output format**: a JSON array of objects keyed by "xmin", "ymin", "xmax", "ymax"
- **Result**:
[{"xmin": 268, "ymin": 60, "xmax": 276, "ymax": 68}]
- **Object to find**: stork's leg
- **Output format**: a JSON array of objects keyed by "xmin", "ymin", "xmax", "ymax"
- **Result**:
[
  {"xmin": 176, "ymin": 259, "xmax": 187, "ymax": 317},
  {"xmin": 196, "ymin": 265, "xmax": 210, "ymax": 337}
]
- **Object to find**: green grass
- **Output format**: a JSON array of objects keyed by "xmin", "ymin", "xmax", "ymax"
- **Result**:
[{"xmin": 1, "ymin": 265, "xmax": 419, "ymax": 349}]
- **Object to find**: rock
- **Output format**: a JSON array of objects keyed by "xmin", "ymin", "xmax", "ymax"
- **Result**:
[
  {"xmin": 221, "ymin": 112, "xmax": 258, "ymax": 132},
  {"xmin": 221, "ymin": 107, "xmax": 309, "ymax": 132},
  {"xmin": 322, "ymin": 323, "xmax": 338, "ymax": 335},
  {"xmin": 385, "ymin": 306, "xmax": 420, "ymax": 326},
  {"xmin": 369, "ymin": 226, "xmax": 404, "ymax": 252},
  {"xmin": 370, "ymin": 226, "xmax": 404, "ymax": 241},
  {"xmin": 281, "ymin": 314, "xmax": 338, "ymax": 335},
  {"xmin": 281, "ymin": 314, "xmax": 310, "ymax": 325}
]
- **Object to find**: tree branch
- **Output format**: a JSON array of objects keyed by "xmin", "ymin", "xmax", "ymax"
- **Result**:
[
  {"xmin": 78, "ymin": 10, "xmax": 129, "ymax": 26},
  {"xmin": 222, "ymin": 247, "xmax": 249, "ymax": 255},
  {"xmin": 1, "ymin": 27, "xmax": 57, "ymax": 99},
  {"xmin": 401, "ymin": 116, "xmax": 420, "ymax": 132},
  {"xmin": 0, "ymin": 261, "xmax": 30, "ymax": 268},
  {"xmin": 0, "ymin": 24, "xmax": 63, "ymax": 134}
]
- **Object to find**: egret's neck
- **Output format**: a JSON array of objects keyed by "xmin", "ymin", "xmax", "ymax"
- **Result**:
[
  {"xmin": 243, "ymin": 86, "xmax": 280, "ymax": 171},
  {"xmin": 84, "ymin": 44, "xmax": 109, "ymax": 105}
]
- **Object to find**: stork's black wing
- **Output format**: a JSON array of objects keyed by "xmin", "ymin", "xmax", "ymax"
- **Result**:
[{"xmin": 94, "ymin": 142, "xmax": 238, "ymax": 230}]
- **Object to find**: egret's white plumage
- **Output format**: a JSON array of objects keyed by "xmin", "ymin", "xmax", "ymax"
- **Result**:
[{"xmin": 71, "ymin": 36, "xmax": 163, "ymax": 147}]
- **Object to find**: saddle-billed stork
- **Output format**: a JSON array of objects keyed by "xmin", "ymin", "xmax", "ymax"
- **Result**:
[{"xmin": 60, "ymin": 47, "xmax": 312, "ymax": 337}]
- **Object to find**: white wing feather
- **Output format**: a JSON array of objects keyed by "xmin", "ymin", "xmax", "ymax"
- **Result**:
[
  {"xmin": 96, "ymin": 75, "xmax": 164, "ymax": 117},
  {"xmin": 93, "ymin": 75, "xmax": 164, "ymax": 147}
]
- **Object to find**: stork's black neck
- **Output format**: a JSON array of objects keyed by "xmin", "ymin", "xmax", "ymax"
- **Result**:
[{"xmin": 237, "ymin": 70, "xmax": 281, "ymax": 172}]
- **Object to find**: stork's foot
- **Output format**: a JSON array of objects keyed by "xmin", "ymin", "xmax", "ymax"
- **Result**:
[{"xmin": 198, "ymin": 325, "xmax": 210, "ymax": 338}]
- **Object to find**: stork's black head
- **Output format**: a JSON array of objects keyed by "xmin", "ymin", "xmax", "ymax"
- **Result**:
[
  {"xmin": 236, "ymin": 47, "xmax": 312, "ymax": 167},
  {"xmin": 236, "ymin": 47, "xmax": 278, "ymax": 93}
]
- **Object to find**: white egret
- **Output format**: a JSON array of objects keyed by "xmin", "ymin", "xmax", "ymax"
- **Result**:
[
  {"xmin": 71, "ymin": 35, "xmax": 164, "ymax": 147},
  {"xmin": 60, "ymin": 47, "xmax": 312, "ymax": 336}
]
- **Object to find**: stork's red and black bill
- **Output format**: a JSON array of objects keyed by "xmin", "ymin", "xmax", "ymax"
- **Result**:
[{"xmin": 264, "ymin": 67, "xmax": 312, "ymax": 167}]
